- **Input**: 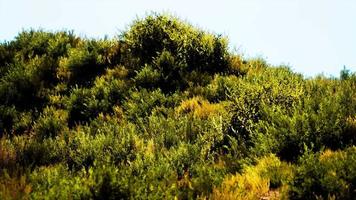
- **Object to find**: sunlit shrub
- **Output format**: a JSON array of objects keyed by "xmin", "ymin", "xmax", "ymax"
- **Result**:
[
  {"xmin": 211, "ymin": 167, "xmax": 270, "ymax": 200},
  {"xmin": 254, "ymin": 155, "xmax": 294, "ymax": 189},
  {"xmin": 12, "ymin": 30, "xmax": 56, "ymax": 60},
  {"xmin": 244, "ymin": 57, "xmax": 269, "ymax": 76},
  {"xmin": 120, "ymin": 152, "xmax": 178, "ymax": 199},
  {"xmin": 344, "ymin": 116, "xmax": 356, "ymax": 144},
  {"xmin": 33, "ymin": 107, "xmax": 68, "ymax": 139},
  {"xmin": 289, "ymin": 147, "xmax": 356, "ymax": 200},
  {"xmin": 66, "ymin": 120, "xmax": 136, "ymax": 170},
  {"xmin": 251, "ymin": 74, "xmax": 353, "ymax": 161},
  {"xmin": 176, "ymin": 96, "xmax": 224, "ymax": 119},
  {"xmin": 227, "ymin": 55, "xmax": 247, "ymax": 76},
  {"xmin": 30, "ymin": 162, "xmax": 129, "ymax": 199},
  {"xmin": 133, "ymin": 64, "xmax": 161, "ymax": 89},
  {"xmin": 160, "ymin": 143, "xmax": 203, "ymax": 199},
  {"xmin": 104, "ymin": 65, "xmax": 129, "ymax": 79},
  {"xmin": 48, "ymin": 31, "xmax": 79, "ymax": 56},
  {"xmin": 123, "ymin": 13, "xmax": 229, "ymax": 75},
  {"xmin": 57, "ymin": 39, "xmax": 120, "ymax": 86},
  {"xmin": 94, "ymin": 67, "xmax": 130, "ymax": 105},
  {"xmin": 203, "ymin": 75, "xmax": 239, "ymax": 102},
  {"xmin": 123, "ymin": 89, "xmax": 166, "ymax": 122},
  {"xmin": 144, "ymin": 114, "xmax": 182, "ymax": 149},
  {"xmin": 123, "ymin": 13, "xmax": 193, "ymax": 66},
  {"xmin": 211, "ymin": 154, "xmax": 293, "ymax": 200},
  {"xmin": 29, "ymin": 164, "xmax": 92, "ymax": 199}
]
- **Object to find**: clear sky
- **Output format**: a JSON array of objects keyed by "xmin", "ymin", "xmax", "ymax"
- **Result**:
[{"xmin": 1, "ymin": 0, "xmax": 355, "ymax": 77}]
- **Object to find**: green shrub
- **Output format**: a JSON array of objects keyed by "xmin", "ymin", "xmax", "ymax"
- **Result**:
[
  {"xmin": 66, "ymin": 119, "xmax": 136, "ymax": 170},
  {"xmin": 0, "ymin": 42, "xmax": 15, "ymax": 77},
  {"xmin": 190, "ymin": 163, "xmax": 226, "ymax": 197},
  {"xmin": 0, "ymin": 106, "xmax": 32, "ymax": 135},
  {"xmin": 289, "ymin": 147, "xmax": 356, "ymax": 200},
  {"xmin": 92, "ymin": 68, "xmax": 130, "ymax": 105},
  {"xmin": 152, "ymin": 50, "xmax": 186, "ymax": 92},
  {"xmin": 13, "ymin": 135, "xmax": 65, "ymax": 167},
  {"xmin": 250, "ymin": 74, "xmax": 354, "ymax": 161},
  {"xmin": 58, "ymin": 39, "xmax": 120, "ymax": 86},
  {"xmin": 87, "ymin": 163, "xmax": 131, "ymax": 199},
  {"xmin": 123, "ymin": 89, "xmax": 166, "ymax": 122},
  {"xmin": 29, "ymin": 164, "xmax": 92, "ymax": 199},
  {"xmin": 123, "ymin": 13, "xmax": 190, "ymax": 66},
  {"xmin": 0, "ymin": 64, "xmax": 41, "ymax": 110},
  {"xmin": 66, "ymin": 87, "xmax": 108, "ymax": 126},
  {"xmin": 66, "ymin": 66, "xmax": 129, "ymax": 126},
  {"xmin": 33, "ymin": 107, "xmax": 68, "ymax": 139},
  {"xmin": 202, "ymin": 75, "xmax": 239, "ymax": 102},
  {"xmin": 123, "ymin": 13, "xmax": 230, "ymax": 77},
  {"xmin": 133, "ymin": 64, "xmax": 161, "ymax": 89},
  {"xmin": 11, "ymin": 30, "xmax": 56, "ymax": 60}
]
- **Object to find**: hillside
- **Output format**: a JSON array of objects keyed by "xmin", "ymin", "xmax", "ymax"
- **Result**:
[{"xmin": 0, "ymin": 14, "xmax": 356, "ymax": 200}]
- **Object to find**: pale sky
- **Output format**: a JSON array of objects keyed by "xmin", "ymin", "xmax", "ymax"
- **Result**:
[{"xmin": 1, "ymin": 0, "xmax": 355, "ymax": 77}]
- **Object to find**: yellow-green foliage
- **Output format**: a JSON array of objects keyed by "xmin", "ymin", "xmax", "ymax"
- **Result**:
[
  {"xmin": 212, "ymin": 169, "xmax": 270, "ymax": 200},
  {"xmin": 176, "ymin": 96, "xmax": 224, "ymax": 119},
  {"xmin": 346, "ymin": 116, "xmax": 356, "ymax": 129},
  {"xmin": 33, "ymin": 107, "xmax": 69, "ymax": 139},
  {"xmin": 0, "ymin": 172, "xmax": 32, "ymax": 200},
  {"xmin": 0, "ymin": 13, "xmax": 355, "ymax": 200},
  {"xmin": 228, "ymin": 55, "xmax": 249, "ymax": 76},
  {"xmin": 0, "ymin": 138, "xmax": 16, "ymax": 169},
  {"xmin": 289, "ymin": 147, "xmax": 356, "ymax": 199},
  {"xmin": 243, "ymin": 57, "xmax": 269, "ymax": 76},
  {"xmin": 345, "ymin": 116, "xmax": 356, "ymax": 141},
  {"xmin": 57, "ymin": 39, "xmax": 120, "ymax": 86},
  {"xmin": 211, "ymin": 154, "xmax": 293, "ymax": 200},
  {"xmin": 123, "ymin": 13, "xmax": 229, "ymax": 72}
]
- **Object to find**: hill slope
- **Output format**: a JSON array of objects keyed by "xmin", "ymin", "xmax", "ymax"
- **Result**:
[{"xmin": 0, "ymin": 14, "xmax": 356, "ymax": 199}]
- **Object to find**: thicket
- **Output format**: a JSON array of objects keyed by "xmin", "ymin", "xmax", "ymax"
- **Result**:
[{"xmin": 0, "ymin": 13, "xmax": 355, "ymax": 200}]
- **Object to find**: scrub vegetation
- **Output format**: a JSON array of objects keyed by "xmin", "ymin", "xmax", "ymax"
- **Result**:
[{"xmin": 0, "ymin": 13, "xmax": 355, "ymax": 200}]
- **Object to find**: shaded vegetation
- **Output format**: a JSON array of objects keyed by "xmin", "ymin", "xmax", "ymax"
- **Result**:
[{"xmin": 0, "ymin": 13, "xmax": 355, "ymax": 199}]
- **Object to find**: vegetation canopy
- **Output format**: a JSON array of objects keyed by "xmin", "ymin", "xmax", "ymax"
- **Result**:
[{"xmin": 0, "ymin": 13, "xmax": 355, "ymax": 200}]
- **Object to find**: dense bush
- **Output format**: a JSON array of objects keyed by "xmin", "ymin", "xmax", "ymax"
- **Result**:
[
  {"xmin": 211, "ymin": 154, "xmax": 293, "ymax": 200},
  {"xmin": 0, "ymin": 13, "xmax": 355, "ymax": 199},
  {"xmin": 33, "ymin": 107, "xmax": 68, "ymax": 139},
  {"xmin": 57, "ymin": 39, "xmax": 120, "ymax": 86},
  {"xmin": 289, "ymin": 147, "xmax": 356, "ymax": 200},
  {"xmin": 123, "ymin": 13, "xmax": 231, "ymax": 93}
]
